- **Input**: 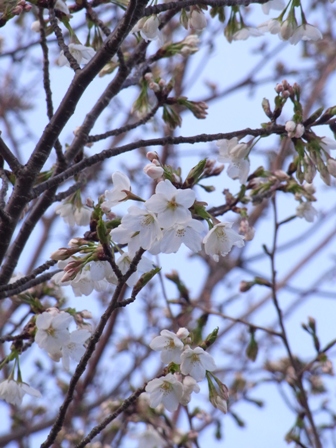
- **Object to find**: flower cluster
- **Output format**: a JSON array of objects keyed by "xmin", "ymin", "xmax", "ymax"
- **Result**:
[
  {"xmin": 145, "ymin": 328, "xmax": 228, "ymax": 413},
  {"xmin": 258, "ymin": 0, "xmax": 323, "ymax": 45},
  {"xmin": 107, "ymin": 174, "xmax": 244, "ymax": 259},
  {"xmin": 35, "ymin": 308, "xmax": 91, "ymax": 370}
]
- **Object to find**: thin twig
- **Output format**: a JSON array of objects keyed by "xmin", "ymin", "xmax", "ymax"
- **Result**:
[{"xmin": 75, "ymin": 386, "xmax": 146, "ymax": 448}]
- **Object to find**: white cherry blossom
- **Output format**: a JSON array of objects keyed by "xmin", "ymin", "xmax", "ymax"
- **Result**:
[
  {"xmin": 180, "ymin": 347, "xmax": 216, "ymax": 381},
  {"xmin": 111, "ymin": 206, "xmax": 162, "ymax": 256},
  {"xmin": 180, "ymin": 375, "xmax": 200, "ymax": 406},
  {"xmin": 296, "ymin": 202, "xmax": 318, "ymax": 222},
  {"xmin": 0, "ymin": 379, "xmax": 41, "ymax": 406},
  {"xmin": 102, "ymin": 171, "xmax": 131, "ymax": 210},
  {"xmin": 203, "ymin": 222, "xmax": 245, "ymax": 261},
  {"xmin": 149, "ymin": 218, "xmax": 205, "ymax": 255},
  {"xmin": 232, "ymin": 27, "xmax": 263, "ymax": 41},
  {"xmin": 258, "ymin": 19, "xmax": 281, "ymax": 35},
  {"xmin": 58, "ymin": 43, "xmax": 95, "ymax": 67},
  {"xmin": 145, "ymin": 373, "xmax": 184, "ymax": 412},
  {"xmin": 217, "ymin": 137, "xmax": 251, "ymax": 183},
  {"xmin": 55, "ymin": 202, "xmax": 91, "ymax": 227},
  {"xmin": 61, "ymin": 329, "xmax": 91, "ymax": 371},
  {"xmin": 145, "ymin": 180, "xmax": 195, "ymax": 228},
  {"xmin": 150, "ymin": 329, "xmax": 185, "ymax": 364},
  {"xmin": 133, "ymin": 15, "xmax": 163, "ymax": 44},
  {"xmin": 320, "ymin": 136, "xmax": 336, "ymax": 151},
  {"xmin": 35, "ymin": 311, "xmax": 72, "ymax": 357},
  {"xmin": 289, "ymin": 24, "xmax": 323, "ymax": 45}
]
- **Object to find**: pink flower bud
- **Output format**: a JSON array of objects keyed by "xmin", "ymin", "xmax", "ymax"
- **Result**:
[
  {"xmin": 146, "ymin": 151, "xmax": 158, "ymax": 161},
  {"xmin": 143, "ymin": 163, "xmax": 164, "ymax": 179}
]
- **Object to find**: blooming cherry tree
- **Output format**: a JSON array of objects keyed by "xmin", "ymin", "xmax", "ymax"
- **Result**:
[{"xmin": 1, "ymin": 0, "xmax": 336, "ymax": 447}]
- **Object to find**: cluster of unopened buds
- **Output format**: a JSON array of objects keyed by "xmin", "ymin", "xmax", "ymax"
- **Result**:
[
  {"xmin": 144, "ymin": 73, "xmax": 167, "ymax": 93},
  {"xmin": 12, "ymin": 0, "xmax": 32, "ymax": 15},
  {"xmin": 285, "ymin": 120, "xmax": 305, "ymax": 139},
  {"xmin": 145, "ymin": 328, "xmax": 228, "ymax": 413}
]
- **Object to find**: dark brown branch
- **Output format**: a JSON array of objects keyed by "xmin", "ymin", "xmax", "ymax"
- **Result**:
[
  {"xmin": 0, "ymin": 136, "xmax": 22, "ymax": 174},
  {"xmin": 0, "ymin": 0, "xmax": 148, "ymax": 270},
  {"xmin": 0, "ymin": 259, "xmax": 57, "ymax": 293},
  {"xmin": 0, "ymin": 270, "xmax": 60, "ymax": 299},
  {"xmin": 144, "ymin": 0, "xmax": 268, "ymax": 16},
  {"xmin": 38, "ymin": 8, "xmax": 65, "ymax": 164},
  {"xmin": 32, "ymin": 125, "xmax": 285, "ymax": 198},
  {"xmin": 48, "ymin": 5, "xmax": 81, "ymax": 72},
  {"xmin": 40, "ymin": 248, "xmax": 145, "ymax": 447}
]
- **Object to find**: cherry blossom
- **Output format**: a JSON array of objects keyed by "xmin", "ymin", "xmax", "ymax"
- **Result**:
[
  {"xmin": 180, "ymin": 375, "xmax": 200, "ymax": 406},
  {"xmin": 296, "ymin": 202, "xmax": 318, "ymax": 222},
  {"xmin": 180, "ymin": 347, "xmax": 216, "ymax": 381},
  {"xmin": 149, "ymin": 218, "xmax": 205, "ymax": 255},
  {"xmin": 321, "ymin": 136, "xmax": 336, "ymax": 151},
  {"xmin": 217, "ymin": 137, "xmax": 251, "ymax": 183},
  {"xmin": 232, "ymin": 27, "xmax": 263, "ymax": 41},
  {"xmin": 35, "ymin": 311, "xmax": 72, "ymax": 358},
  {"xmin": 61, "ymin": 329, "xmax": 91, "ymax": 371},
  {"xmin": 145, "ymin": 373, "xmax": 184, "ymax": 412},
  {"xmin": 0, "ymin": 379, "xmax": 41, "ymax": 406},
  {"xmin": 102, "ymin": 171, "xmax": 131, "ymax": 210},
  {"xmin": 150, "ymin": 329, "xmax": 185, "ymax": 364},
  {"xmin": 58, "ymin": 43, "xmax": 96, "ymax": 67},
  {"xmin": 145, "ymin": 180, "xmax": 195, "ymax": 228},
  {"xmin": 203, "ymin": 222, "xmax": 245, "ymax": 262},
  {"xmin": 289, "ymin": 23, "xmax": 323, "ymax": 45},
  {"xmin": 258, "ymin": 19, "xmax": 281, "ymax": 35},
  {"xmin": 133, "ymin": 15, "xmax": 163, "ymax": 44},
  {"xmin": 55, "ymin": 202, "xmax": 91, "ymax": 227},
  {"xmin": 111, "ymin": 206, "xmax": 162, "ymax": 256}
]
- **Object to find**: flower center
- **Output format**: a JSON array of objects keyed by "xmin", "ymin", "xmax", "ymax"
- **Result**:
[{"xmin": 215, "ymin": 227, "xmax": 228, "ymax": 242}]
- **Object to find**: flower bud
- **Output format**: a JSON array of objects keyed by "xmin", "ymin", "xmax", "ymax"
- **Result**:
[
  {"xmin": 146, "ymin": 151, "xmax": 159, "ymax": 161},
  {"xmin": 143, "ymin": 163, "xmax": 164, "ymax": 179},
  {"xmin": 327, "ymin": 157, "xmax": 336, "ymax": 177},
  {"xmin": 189, "ymin": 9, "xmax": 207, "ymax": 31}
]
